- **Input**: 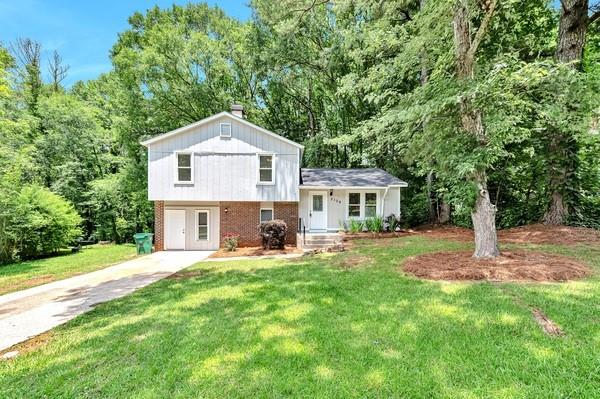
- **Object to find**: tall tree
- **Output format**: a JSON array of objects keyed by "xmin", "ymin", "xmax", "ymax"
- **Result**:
[
  {"xmin": 47, "ymin": 50, "xmax": 69, "ymax": 93},
  {"xmin": 453, "ymin": 0, "xmax": 499, "ymax": 257},
  {"xmin": 9, "ymin": 38, "xmax": 43, "ymax": 113},
  {"xmin": 543, "ymin": 0, "xmax": 598, "ymax": 224}
]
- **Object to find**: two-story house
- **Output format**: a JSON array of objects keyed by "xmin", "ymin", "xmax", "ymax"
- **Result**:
[{"xmin": 142, "ymin": 105, "xmax": 407, "ymax": 250}]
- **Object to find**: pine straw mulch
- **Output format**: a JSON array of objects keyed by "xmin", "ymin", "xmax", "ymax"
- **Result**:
[
  {"xmin": 410, "ymin": 223, "xmax": 600, "ymax": 246},
  {"xmin": 209, "ymin": 246, "xmax": 303, "ymax": 258},
  {"xmin": 402, "ymin": 250, "xmax": 591, "ymax": 282}
]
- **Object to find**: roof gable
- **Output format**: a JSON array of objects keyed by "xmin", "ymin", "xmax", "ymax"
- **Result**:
[{"xmin": 140, "ymin": 112, "xmax": 304, "ymax": 150}]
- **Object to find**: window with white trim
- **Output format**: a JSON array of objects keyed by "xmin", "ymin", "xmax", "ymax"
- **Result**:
[
  {"xmin": 220, "ymin": 123, "xmax": 231, "ymax": 137},
  {"xmin": 197, "ymin": 211, "xmax": 209, "ymax": 240},
  {"xmin": 348, "ymin": 193, "xmax": 361, "ymax": 217},
  {"xmin": 258, "ymin": 154, "xmax": 274, "ymax": 184},
  {"xmin": 176, "ymin": 152, "xmax": 192, "ymax": 183},
  {"xmin": 365, "ymin": 193, "xmax": 377, "ymax": 218},
  {"xmin": 260, "ymin": 208, "xmax": 273, "ymax": 223}
]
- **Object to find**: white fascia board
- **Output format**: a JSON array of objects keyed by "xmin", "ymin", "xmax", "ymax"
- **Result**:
[{"xmin": 140, "ymin": 111, "xmax": 304, "ymax": 150}]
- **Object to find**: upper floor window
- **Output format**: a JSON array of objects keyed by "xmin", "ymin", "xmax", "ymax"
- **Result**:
[
  {"xmin": 176, "ymin": 152, "xmax": 193, "ymax": 183},
  {"xmin": 258, "ymin": 154, "xmax": 274, "ymax": 184},
  {"xmin": 220, "ymin": 123, "xmax": 231, "ymax": 138}
]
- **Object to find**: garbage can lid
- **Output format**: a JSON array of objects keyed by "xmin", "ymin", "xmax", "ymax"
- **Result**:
[{"xmin": 133, "ymin": 233, "xmax": 150, "ymax": 239}]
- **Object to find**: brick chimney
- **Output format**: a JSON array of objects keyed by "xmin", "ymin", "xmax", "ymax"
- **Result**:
[{"xmin": 231, "ymin": 104, "xmax": 244, "ymax": 118}]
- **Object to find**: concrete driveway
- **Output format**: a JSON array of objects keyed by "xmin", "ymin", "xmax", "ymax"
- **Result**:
[{"xmin": 0, "ymin": 250, "xmax": 212, "ymax": 352}]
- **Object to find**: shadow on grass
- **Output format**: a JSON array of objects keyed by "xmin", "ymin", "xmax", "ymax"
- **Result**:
[{"xmin": 1, "ymin": 236, "xmax": 599, "ymax": 398}]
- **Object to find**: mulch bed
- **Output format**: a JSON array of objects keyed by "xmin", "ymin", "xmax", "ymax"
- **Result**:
[
  {"xmin": 408, "ymin": 223, "xmax": 600, "ymax": 246},
  {"xmin": 342, "ymin": 232, "xmax": 402, "ymax": 240},
  {"xmin": 498, "ymin": 224, "xmax": 600, "ymax": 245},
  {"xmin": 402, "ymin": 250, "xmax": 590, "ymax": 282},
  {"xmin": 209, "ymin": 246, "xmax": 302, "ymax": 258}
]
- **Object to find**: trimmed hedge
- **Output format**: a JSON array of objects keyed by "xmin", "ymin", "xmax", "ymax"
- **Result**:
[{"xmin": 258, "ymin": 219, "xmax": 287, "ymax": 249}]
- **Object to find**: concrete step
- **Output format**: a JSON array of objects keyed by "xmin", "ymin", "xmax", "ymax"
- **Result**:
[
  {"xmin": 303, "ymin": 243, "xmax": 341, "ymax": 250},
  {"xmin": 304, "ymin": 238, "xmax": 342, "ymax": 245}
]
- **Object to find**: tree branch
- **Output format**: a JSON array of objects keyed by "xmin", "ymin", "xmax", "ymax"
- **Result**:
[{"xmin": 467, "ymin": 0, "xmax": 498, "ymax": 63}]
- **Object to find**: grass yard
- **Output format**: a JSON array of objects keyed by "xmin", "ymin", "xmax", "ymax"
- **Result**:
[
  {"xmin": 1, "ymin": 235, "xmax": 599, "ymax": 398},
  {"xmin": 0, "ymin": 244, "xmax": 137, "ymax": 295}
]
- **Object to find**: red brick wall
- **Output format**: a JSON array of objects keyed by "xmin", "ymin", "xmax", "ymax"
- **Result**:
[
  {"xmin": 274, "ymin": 202, "xmax": 298, "ymax": 245},
  {"xmin": 220, "ymin": 202, "xmax": 262, "ymax": 247},
  {"xmin": 154, "ymin": 201, "xmax": 164, "ymax": 251},
  {"xmin": 219, "ymin": 201, "xmax": 299, "ymax": 247}
]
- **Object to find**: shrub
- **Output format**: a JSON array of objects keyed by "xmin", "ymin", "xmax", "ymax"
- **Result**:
[
  {"xmin": 258, "ymin": 219, "xmax": 287, "ymax": 249},
  {"xmin": 0, "ymin": 185, "xmax": 82, "ymax": 262},
  {"xmin": 365, "ymin": 216, "xmax": 385, "ymax": 232},
  {"xmin": 386, "ymin": 214, "xmax": 401, "ymax": 232},
  {"xmin": 223, "ymin": 233, "xmax": 240, "ymax": 251},
  {"xmin": 348, "ymin": 219, "xmax": 363, "ymax": 234}
]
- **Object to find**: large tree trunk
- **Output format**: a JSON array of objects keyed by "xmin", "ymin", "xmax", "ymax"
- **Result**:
[
  {"xmin": 453, "ymin": 0, "xmax": 499, "ymax": 258},
  {"xmin": 544, "ymin": 0, "xmax": 589, "ymax": 225},
  {"xmin": 472, "ymin": 172, "xmax": 500, "ymax": 258}
]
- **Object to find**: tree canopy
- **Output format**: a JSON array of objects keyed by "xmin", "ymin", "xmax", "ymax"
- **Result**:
[{"xmin": 1, "ymin": 0, "xmax": 599, "ymax": 262}]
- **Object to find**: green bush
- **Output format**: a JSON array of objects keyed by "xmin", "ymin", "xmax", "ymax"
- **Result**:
[
  {"xmin": 365, "ymin": 216, "xmax": 385, "ymax": 232},
  {"xmin": 223, "ymin": 233, "xmax": 240, "ymax": 251},
  {"xmin": 348, "ymin": 219, "xmax": 363, "ymax": 234},
  {"xmin": 0, "ymin": 185, "xmax": 82, "ymax": 262},
  {"xmin": 259, "ymin": 219, "xmax": 287, "ymax": 249}
]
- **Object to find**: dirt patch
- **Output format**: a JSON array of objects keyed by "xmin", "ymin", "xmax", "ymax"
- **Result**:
[
  {"xmin": 410, "ymin": 225, "xmax": 474, "ymax": 242},
  {"xmin": 166, "ymin": 270, "xmax": 208, "ymax": 280},
  {"xmin": 343, "ymin": 232, "xmax": 403, "ymax": 240},
  {"xmin": 209, "ymin": 246, "xmax": 302, "ymax": 259},
  {"xmin": 332, "ymin": 254, "xmax": 373, "ymax": 269},
  {"xmin": 499, "ymin": 224, "xmax": 600, "ymax": 245},
  {"xmin": 0, "ymin": 330, "xmax": 54, "ymax": 361},
  {"xmin": 402, "ymin": 250, "xmax": 590, "ymax": 282},
  {"xmin": 532, "ymin": 309, "xmax": 564, "ymax": 336}
]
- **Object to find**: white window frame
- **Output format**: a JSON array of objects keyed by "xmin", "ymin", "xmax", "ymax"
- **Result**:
[
  {"xmin": 346, "ymin": 191, "xmax": 379, "ymax": 219},
  {"xmin": 260, "ymin": 208, "xmax": 274, "ymax": 223},
  {"xmin": 174, "ymin": 151, "xmax": 194, "ymax": 184},
  {"xmin": 364, "ymin": 192, "xmax": 378, "ymax": 218},
  {"xmin": 195, "ymin": 210, "xmax": 209, "ymax": 241},
  {"xmin": 347, "ymin": 192, "xmax": 361, "ymax": 219},
  {"xmin": 257, "ymin": 153, "xmax": 275, "ymax": 185},
  {"xmin": 220, "ymin": 122, "xmax": 232, "ymax": 138}
]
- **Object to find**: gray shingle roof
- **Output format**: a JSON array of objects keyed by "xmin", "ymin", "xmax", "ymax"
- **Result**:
[{"xmin": 300, "ymin": 168, "xmax": 407, "ymax": 187}]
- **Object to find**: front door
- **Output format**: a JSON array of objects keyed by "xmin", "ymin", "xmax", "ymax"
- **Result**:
[
  {"xmin": 165, "ymin": 209, "xmax": 186, "ymax": 250},
  {"xmin": 309, "ymin": 191, "xmax": 327, "ymax": 231}
]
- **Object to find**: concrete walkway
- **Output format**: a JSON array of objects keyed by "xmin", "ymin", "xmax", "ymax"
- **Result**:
[{"xmin": 0, "ymin": 250, "xmax": 212, "ymax": 352}]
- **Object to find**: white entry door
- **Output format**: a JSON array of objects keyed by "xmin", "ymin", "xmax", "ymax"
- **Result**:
[
  {"xmin": 309, "ymin": 191, "xmax": 327, "ymax": 231},
  {"xmin": 165, "ymin": 209, "xmax": 186, "ymax": 250}
]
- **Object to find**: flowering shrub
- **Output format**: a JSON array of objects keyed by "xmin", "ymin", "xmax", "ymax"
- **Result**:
[
  {"xmin": 258, "ymin": 220, "xmax": 287, "ymax": 249},
  {"xmin": 222, "ymin": 233, "xmax": 240, "ymax": 251}
]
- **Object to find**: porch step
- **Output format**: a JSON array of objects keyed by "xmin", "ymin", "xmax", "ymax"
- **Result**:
[{"xmin": 298, "ymin": 232, "xmax": 343, "ymax": 250}]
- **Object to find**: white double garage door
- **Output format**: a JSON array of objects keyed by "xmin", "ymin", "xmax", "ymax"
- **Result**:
[{"xmin": 164, "ymin": 206, "xmax": 220, "ymax": 250}]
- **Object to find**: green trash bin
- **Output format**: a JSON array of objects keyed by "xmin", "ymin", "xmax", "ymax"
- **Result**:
[{"xmin": 133, "ymin": 233, "xmax": 154, "ymax": 255}]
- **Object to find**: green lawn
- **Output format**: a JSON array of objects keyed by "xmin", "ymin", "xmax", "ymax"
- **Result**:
[
  {"xmin": 0, "ymin": 244, "xmax": 137, "ymax": 295},
  {"xmin": 1, "ymin": 236, "xmax": 599, "ymax": 398}
]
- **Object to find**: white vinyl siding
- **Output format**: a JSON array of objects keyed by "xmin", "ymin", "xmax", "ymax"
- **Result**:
[{"xmin": 148, "ymin": 115, "xmax": 299, "ymax": 201}]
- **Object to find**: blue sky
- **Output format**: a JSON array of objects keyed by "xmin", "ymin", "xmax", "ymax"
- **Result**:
[{"xmin": 0, "ymin": 1, "xmax": 251, "ymax": 86}]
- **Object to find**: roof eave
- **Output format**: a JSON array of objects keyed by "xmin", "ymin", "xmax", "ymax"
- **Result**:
[{"xmin": 139, "ymin": 111, "xmax": 304, "ymax": 150}]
